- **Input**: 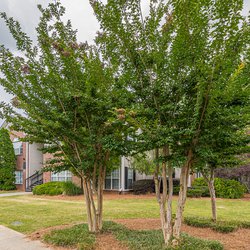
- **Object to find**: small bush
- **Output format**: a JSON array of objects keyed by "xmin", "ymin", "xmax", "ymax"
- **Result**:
[
  {"xmin": 132, "ymin": 179, "xmax": 155, "ymax": 194},
  {"xmin": 63, "ymin": 181, "xmax": 83, "ymax": 196},
  {"xmin": 173, "ymin": 186, "xmax": 180, "ymax": 195},
  {"xmin": 33, "ymin": 182, "xmax": 64, "ymax": 195},
  {"xmin": 33, "ymin": 181, "xmax": 82, "ymax": 196},
  {"xmin": 193, "ymin": 177, "xmax": 246, "ymax": 199},
  {"xmin": 187, "ymin": 188, "xmax": 203, "ymax": 198}
]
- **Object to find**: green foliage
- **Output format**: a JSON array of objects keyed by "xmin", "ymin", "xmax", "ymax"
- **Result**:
[
  {"xmin": 0, "ymin": 128, "xmax": 16, "ymax": 190},
  {"xmin": 102, "ymin": 221, "xmax": 223, "ymax": 250},
  {"xmin": 44, "ymin": 221, "xmax": 223, "ymax": 250},
  {"xmin": 63, "ymin": 181, "xmax": 83, "ymax": 196},
  {"xmin": 43, "ymin": 224, "xmax": 95, "ymax": 250},
  {"xmin": 187, "ymin": 188, "xmax": 204, "ymax": 198},
  {"xmin": 184, "ymin": 217, "xmax": 237, "ymax": 233},
  {"xmin": 33, "ymin": 182, "xmax": 65, "ymax": 196},
  {"xmin": 0, "ymin": 2, "xmax": 127, "ymax": 194},
  {"xmin": 132, "ymin": 179, "xmax": 155, "ymax": 195},
  {"xmin": 193, "ymin": 177, "xmax": 246, "ymax": 199},
  {"xmin": 33, "ymin": 181, "xmax": 82, "ymax": 196}
]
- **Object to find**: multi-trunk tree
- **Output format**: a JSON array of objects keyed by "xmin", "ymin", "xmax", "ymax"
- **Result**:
[
  {"xmin": 91, "ymin": 0, "xmax": 250, "ymax": 245},
  {"xmin": 0, "ymin": 2, "xmax": 127, "ymax": 232},
  {"xmin": 0, "ymin": 128, "xmax": 16, "ymax": 190}
]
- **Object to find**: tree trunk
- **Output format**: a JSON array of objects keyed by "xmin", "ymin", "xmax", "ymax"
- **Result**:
[
  {"xmin": 208, "ymin": 179, "xmax": 217, "ymax": 222},
  {"xmin": 207, "ymin": 168, "xmax": 217, "ymax": 222},
  {"xmin": 173, "ymin": 149, "xmax": 193, "ymax": 241},
  {"xmin": 82, "ymin": 177, "xmax": 94, "ymax": 232},
  {"xmin": 202, "ymin": 168, "xmax": 217, "ymax": 222},
  {"xmin": 166, "ymin": 165, "xmax": 173, "ymax": 243},
  {"xmin": 154, "ymin": 146, "xmax": 173, "ymax": 245}
]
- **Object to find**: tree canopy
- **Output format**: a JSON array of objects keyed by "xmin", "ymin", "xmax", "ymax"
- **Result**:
[{"xmin": 0, "ymin": 128, "xmax": 16, "ymax": 190}]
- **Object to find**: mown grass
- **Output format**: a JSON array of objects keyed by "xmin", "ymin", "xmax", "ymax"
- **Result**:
[
  {"xmin": 44, "ymin": 221, "xmax": 223, "ymax": 250},
  {"xmin": 0, "ymin": 195, "xmax": 249, "ymax": 234}
]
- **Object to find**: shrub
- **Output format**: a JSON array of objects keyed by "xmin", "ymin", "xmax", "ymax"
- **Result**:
[
  {"xmin": 33, "ymin": 182, "xmax": 65, "ymax": 195},
  {"xmin": 173, "ymin": 186, "xmax": 180, "ymax": 195},
  {"xmin": 133, "ymin": 178, "xmax": 180, "ymax": 195},
  {"xmin": 187, "ymin": 188, "xmax": 203, "ymax": 198},
  {"xmin": 193, "ymin": 177, "xmax": 246, "ymax": 199},
  {"xmin": 132, "ymin": 179, "xmax": 155, "ymax": 194},
  {"xmin": 33, "ymin": 181, "xmax": 82, "ymax": 196},
  {"xmin": 64, "ymin": 181, "xmax": 83, "ymax": 196}
]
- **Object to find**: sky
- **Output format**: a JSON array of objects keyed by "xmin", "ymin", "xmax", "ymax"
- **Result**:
[{"xmin": 0, "ymin": 0, "xmax": 250, "ymax": 107}]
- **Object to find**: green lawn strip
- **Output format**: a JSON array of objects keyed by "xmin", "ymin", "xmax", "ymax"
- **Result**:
[
  {"xmin": 184, "ymin": 216, "xmax": 250, "ymax": 233},
  {"xmin": 43, "ymin": 221, "xmax": 223, "ymax": 250},
  {"xmin": 0, "ymin": 195, "xmax": 249, "ymax": 234}
]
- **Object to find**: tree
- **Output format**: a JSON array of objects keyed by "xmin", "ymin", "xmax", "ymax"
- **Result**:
[
  {"xmin": 0, "ymin": 128, "xmax": 16, "ymax": 190},
  {"xmin": 0, "ymin": 2, "xmax": 126, "ymax": 232},
  {"xmin": 91, "ymin": 0, "xmax": 250, "ymax": 245}
]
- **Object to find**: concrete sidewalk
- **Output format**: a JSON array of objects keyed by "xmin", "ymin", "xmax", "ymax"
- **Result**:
[
  {"xmin": 0, "ymin": 192, "xmax": 32, "ymax": 197},
  {"xmin": 0, "ymin": 225, "xmax": 51, "ymax": 250}
]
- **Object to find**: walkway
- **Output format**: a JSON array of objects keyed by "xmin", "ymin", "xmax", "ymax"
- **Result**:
[
  {"xmin": 0, "ymin": 192, "xmax": 32, "ymax": 197},
  {"xmin": 0, "ymin": 225, "xmax": 51, "ymax": 250}
]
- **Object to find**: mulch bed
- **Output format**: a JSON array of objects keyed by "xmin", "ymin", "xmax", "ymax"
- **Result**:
[
  {"xmin": 28, "ymin": 218, "xmax": 250, "ymax": 250},
  {"xmin": 115, "ymin": 218, "xmax": 250, "ymax": 250}
]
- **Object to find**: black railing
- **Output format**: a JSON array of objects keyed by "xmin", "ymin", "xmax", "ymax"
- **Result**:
[{"xmin": 25, "ymin": 171, "xmax": 43, "ymax": 192}]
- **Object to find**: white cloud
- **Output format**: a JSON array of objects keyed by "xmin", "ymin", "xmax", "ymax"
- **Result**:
[{"xmin": 0, "ymin": 0, "xmax": 249, "ymax": 104}]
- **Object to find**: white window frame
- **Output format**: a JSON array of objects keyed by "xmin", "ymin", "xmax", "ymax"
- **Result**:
[
  {"xmin": 13, "ymin": 138, "xmax": 23, "ymax": 156},
  {"xmin": 105, "ymin": 169, "xmax": 120, "ymax": 190},
  {"xmin": 51, "ymin": 170, "xmax": 72, "ymax": 182},
  {"xmin": 15, "ymin": 171, "xmax": 23, "ymax": 184}
]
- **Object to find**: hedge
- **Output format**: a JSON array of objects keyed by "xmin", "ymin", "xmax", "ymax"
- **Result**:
[
  {"xmin": 33, "ymin": 181, "xmax": 83, "ymax": 196},
  {"xmin": 193, "ymin": 177, "xmax": 247, "ymax": 199}
]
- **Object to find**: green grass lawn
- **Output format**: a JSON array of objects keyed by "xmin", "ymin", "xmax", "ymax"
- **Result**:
[{"xmin": 0, "ymin": 195, "xmax": 249, "ymax": 234}]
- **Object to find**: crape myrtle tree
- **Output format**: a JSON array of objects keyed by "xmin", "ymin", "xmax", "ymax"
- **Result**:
[
  {"xmin": 0, "ymin": 2, "xmax": 129, "ymax": 232},
  {"xmin": 90, "ymin": 0, "xmax": 250, "ymax": 245},
  {"xmin": 193, "ymin": 30, "xmax": 250, "ymax": 222},
  {"xmin": 0, "ymin": 128, "xmax": 16, "ymax": 190}
]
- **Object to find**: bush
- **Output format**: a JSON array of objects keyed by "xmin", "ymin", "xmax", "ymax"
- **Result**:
[
  {"xmin": 33, "ymin": 182, "xmax": 64, "ymax": 195},
  {"xmin": 33, "ymin": 181, "xmax": 82, "ymax": 196},
  {"xmin": 132, "ymin": 179, "xmax": 155, "ymax": 194},
  {"xmin": 173, "ymin": 186, "xmax": 180, "ymax": 195},
  {"xmin": 133, "ymin": 178, "xmax": 180, "ymax": 195},
  {"xmin": 187, "ymin": 188, "xmax": 203, "ymax": 198},
  {"xmin": 193, "ymin": 177, "xmax": 246, "ymax": 199},
  {"xmin": 64, "ymin": 181, "xmax": 83, "ymax": 196}
]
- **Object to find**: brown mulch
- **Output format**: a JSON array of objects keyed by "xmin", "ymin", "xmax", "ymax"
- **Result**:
[
  {"xmin": 95, "ymin": 233, "xmax": 128, "ymax": 250},
  {"xmin": 115, "ymin": 218, "xmax": 250, "ymax": 250},
  {"xmin": 28, "ymin": 218, "xmax": 250, "ymax": 250}
]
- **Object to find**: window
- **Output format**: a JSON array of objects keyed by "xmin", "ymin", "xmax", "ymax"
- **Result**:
[
  {"xmin": 105, "ymin": 169, "xmax": 120, "ymax": 190},
  {"xmin": 13, "ymin": 138, "xmax": 23, "ymax": 156},
  {"xmin": 51, "ymin": 170, "xmax": 72, "ymax": 182},
  {"xmin": 125, "ymin": 167, "xmax": 134, "ymax": 190},
  {"xmin": 15, "ymin": 171, "xmax": 23, "ymax": 184}
]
